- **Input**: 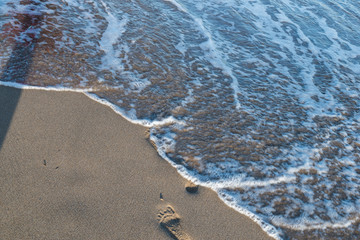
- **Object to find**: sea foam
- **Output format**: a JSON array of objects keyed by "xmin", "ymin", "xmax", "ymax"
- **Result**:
[{"xmin": 1, "ymin": 0, "xmax": 360, "ymax": 239}]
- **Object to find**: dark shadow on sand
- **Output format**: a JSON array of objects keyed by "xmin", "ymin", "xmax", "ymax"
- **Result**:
[
  {"xmin": 0, "ymin": 0, "xmax": 44, "ymax": 150},
  {"xmin": 0, "ymin": 86, "xmax": 22, "ymax": 150}
]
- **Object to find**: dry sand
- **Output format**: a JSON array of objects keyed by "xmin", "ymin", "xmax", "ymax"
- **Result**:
[{"xmin": 0, "ymin": 85, "xmax": 273, "ymax": 240}]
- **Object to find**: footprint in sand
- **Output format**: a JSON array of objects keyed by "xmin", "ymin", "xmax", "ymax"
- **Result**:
[{"xmin": 157, "ymin": 206, "xmax": 192, "ymax": 240}]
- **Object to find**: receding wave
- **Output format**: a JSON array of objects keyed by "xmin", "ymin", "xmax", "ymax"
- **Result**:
[{"xmin": 1, "ymin": 0, "xmax": 360, "ymax": 239}]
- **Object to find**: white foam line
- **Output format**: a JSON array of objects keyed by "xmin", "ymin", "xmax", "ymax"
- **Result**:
[
  {"xmin": 194, "ymin": 17, "xmax": 241, "ymax": 109},
  {"xmin": 150, "ymin": 122, "xmax": 360, "ymax": 234},
  {"xmin": 218, "ymin": 193, "xmax": 282, "ymax": 240},
  {"xmin": 149, "ymin": 132, "xmax": 283, "ymax": 240},
  {"xmin": 99, "ymin": 0, "xmax": 128, "ymax": 72},
  {"xmin": 85, "ymin": 93, "xmax": 184, "ymax": 127},
  {"xmin": 274, "ymin": 216, "xmax": 357, "ymax": 231},
  {"xmin": 0, "ymin": 81, "xmax": 94, "ymax": 92},
  {"xmin": 207, "ymin": 175, "xmax": 296, "ymax": 189},
  {"xmin": 163, "ymin": 0, "xmax": 241, "ymax": 110},
  {"xmin": 0, "ymin": 81, "xmax": 183, "ymax": 128},
  {"xmin": 163, "ymin": 0, "xmax": 188, "ymax": 13}
]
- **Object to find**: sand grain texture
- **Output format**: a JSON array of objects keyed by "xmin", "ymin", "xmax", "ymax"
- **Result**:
[{"xmin": 0, "ymin": 86, "xmax": 273, "ymax": 240}]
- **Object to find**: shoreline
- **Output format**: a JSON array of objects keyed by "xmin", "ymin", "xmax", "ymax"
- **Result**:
[{"xmin": 0, "ymin": 85, "xmax": 274, "ymax": 239}]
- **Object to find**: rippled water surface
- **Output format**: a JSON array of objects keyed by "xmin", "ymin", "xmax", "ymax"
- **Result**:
[{"xmin": 1, "ymin": 0, "xmax": 360, "ymax": 238}]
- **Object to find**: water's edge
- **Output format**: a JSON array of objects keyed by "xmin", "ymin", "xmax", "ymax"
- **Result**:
[{"xmin": 0, "ymin": 80, "xmax": 282, "ymax": 239}]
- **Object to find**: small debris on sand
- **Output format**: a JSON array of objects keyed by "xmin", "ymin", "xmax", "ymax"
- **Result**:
[{"xmin": 185, "ymin": 181, "xmax": 198, "ymax": 194}]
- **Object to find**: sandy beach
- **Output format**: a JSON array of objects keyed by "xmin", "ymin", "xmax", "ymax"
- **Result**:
[{"xmin": 0, "ymin": 85, "xmax": 273, "ymax": 240}]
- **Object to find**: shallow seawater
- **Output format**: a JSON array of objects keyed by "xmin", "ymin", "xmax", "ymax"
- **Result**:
[{"xmin": 1, "ymin": 0, "xmax": 360, "ymax": 239}]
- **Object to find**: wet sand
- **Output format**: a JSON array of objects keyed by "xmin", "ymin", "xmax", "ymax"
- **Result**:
[{"xmin": 0, "ymin": 85, "xmax": 273, "ymax": 240}]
